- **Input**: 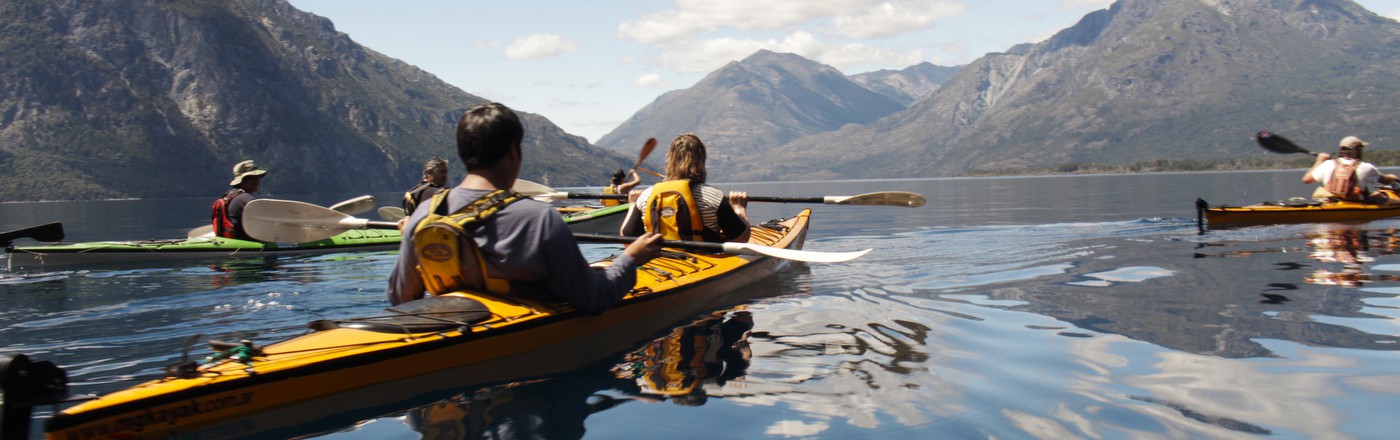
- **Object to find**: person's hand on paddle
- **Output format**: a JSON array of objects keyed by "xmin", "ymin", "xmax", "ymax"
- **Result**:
[
  {"xmin": 623, "ymin": 231, "xmax": 664, "ymax": 263},
  {"xmin": 728, "ymin": 191, "xmax": 749, "ymax": 220}
]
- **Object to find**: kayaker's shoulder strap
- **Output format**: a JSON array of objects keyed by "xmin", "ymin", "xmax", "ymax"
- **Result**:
[
  {"xmin": 1325, "ymin": 159, "xmax": 1363, "ymax": 201},
  {"xmin": 412, "ymin": 189, "xmax": 527, "ymax": 296},
  {"xmin": 211, "ymin": 189, "xmax": 244, "ymax": 238},
  {"xmin": 403, "ymin": 182, "xmax": 442, "ymax": 214}
]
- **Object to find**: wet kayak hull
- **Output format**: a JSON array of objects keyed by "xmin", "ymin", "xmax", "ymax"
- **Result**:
[{"xmin": 41, "ymin": 210, "xmax": 811, "ymax": 439}]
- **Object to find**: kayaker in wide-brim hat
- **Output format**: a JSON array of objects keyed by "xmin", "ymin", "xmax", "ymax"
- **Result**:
[
  {"xmin": 213, "ymin": 160, "xmax": 269, "ymax": 240},
  {"xmin": 229, "ymin": 160, "xmax": 268, "ymax": 187}
]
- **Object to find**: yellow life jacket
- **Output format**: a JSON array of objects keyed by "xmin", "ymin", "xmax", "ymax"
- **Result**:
[
  {"xmin": 412, "ymin": 189, "xmax": 525, "ymax": 296},
  {"xmin": 601, "ymin": 185, "xmax": 620, "ymax": 207},
  {"xmin": 642, "ymin": 180, "xmax": 705, "ymax": 242}
]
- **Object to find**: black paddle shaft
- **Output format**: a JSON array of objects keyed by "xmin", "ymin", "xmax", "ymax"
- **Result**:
[
  {"xmin": 573, "ymin": 233, "xmax": 726, "ymax": 253},
  {"xmin": 570, "ymin": 193, "xmax": 824, "ymax": 203}
]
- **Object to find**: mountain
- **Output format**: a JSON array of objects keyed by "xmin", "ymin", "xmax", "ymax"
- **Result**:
[
  {"xmin": 849, "ymin": 62, "xmax": 961, "ymax": 106},
  {"xmin": 722, "ymin": 0, "xmax": 1400, "ymax": 181},
  {"xmin": 593, "ymin": 50, "xmax": 905, "ymax": 167},
  {"xmin": 0, "ymin": 0, "xmax": 628, "ymax": 202}
]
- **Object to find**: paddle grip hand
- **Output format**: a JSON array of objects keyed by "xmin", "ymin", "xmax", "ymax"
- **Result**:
[{"xmin": 623, "ymin": 232, "xmax": 664, "ymax": 264}]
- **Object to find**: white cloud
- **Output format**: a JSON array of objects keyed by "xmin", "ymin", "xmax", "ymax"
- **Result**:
[
  {"xmin": 504, "ymin": 34, "xmax": 580, "ymax": 60},
  {"xmin": 833, "ymin": 2, "xmax": 965, "ymax": 39},
  {"xmin": 618, "ymin": 0, "xmax": 964, "ymax": 43},
  {"xmin": 635, "ymin": 73, "xmax": 670, "ymax": 88},
  {"xmin": 1060, "ymin": 0, "xmax": 1113, "ymax": 10},
  {"xmin": 658, "ymin": 31, "xmax": 925, "ymax": 73}
]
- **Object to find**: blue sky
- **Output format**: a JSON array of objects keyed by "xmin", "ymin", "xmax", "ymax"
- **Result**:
[{"xmin": 287, "ymin": 0, "xmax": 1400, "ymax": 143}]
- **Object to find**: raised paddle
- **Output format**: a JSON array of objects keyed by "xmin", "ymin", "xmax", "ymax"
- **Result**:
[
  {"xmin": 241, "ymin": 199, "xmax": 869, "ymax": 262},
  {"xmin": 187, "ymin": 195, "xmax": 377, "ymax": 239},
  {"xmin": 634, "ymin": 138, "xmax": 657, "ymax": 171},
  {"xmin": 1254, "ymin": 131, "xmax": 1317, "ymax": 156},
  {"xmin": 633, "ymin": 138, "xmax": 664, "ymax": 178},
  {"xmin": 0, "ymin": 222, "xmax": 64, "ymax": 247},
  {"xmin": 512, "ymin": 179, "xmax": 926, "ymax": 208}
]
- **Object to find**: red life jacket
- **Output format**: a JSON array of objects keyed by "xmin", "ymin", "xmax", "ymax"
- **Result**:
[{"xmin": 211, "ymin": 189, "xmax": 243, "ymax": 238}]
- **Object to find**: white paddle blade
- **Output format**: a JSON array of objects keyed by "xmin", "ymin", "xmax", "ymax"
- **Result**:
[
  {"xmin": 530, "ymin": 192, "xmax": 570, "ymax": 202},
  {"xmin": 378, "ymin": 206, "xmax": 406, "ymax": 221},
  {"xmin": 186, "ymin": 225, "xmax": 215, "ymax": 239},
  {"xmin": 720, "ymin": 243, "xmax": 871, "ymax": 263},
  {"xmin": 511, "ymin": 179, "xmax": 556, "ymax": 197},
  {"xmin": 245, "ymin": 199, "xmax": 365, "ymax": 243},
  {"xmin": 329, "ymin": 195, "xmax": 376, "ymax": 215},
  {"xmin": 825, "ymin": 192, "xmax": 926, "ymax": 208}
]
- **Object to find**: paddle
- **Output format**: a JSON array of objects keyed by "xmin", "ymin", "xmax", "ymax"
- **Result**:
[
  {"xmin": 573, "ymin": 233, "xmax": 869, "ymax": 263},
  {"xmin": 188, "ymin": 195, "xmax": 378, "ymax": 238},
  {"xmin": 379, "ymin": 206, "xmax": 406, "ymax": 221},
  {"xmin": 327, "ymin": 195, "xmax": 376, "ymax": 216},
  {"xmin": 0, "ymin": 222, "xmax": 64, "ymax": 247},
  {"xmin": 512, "ymin": 180, "xmax": 926, "ymax": 208},
  {"xmin": 377, "ymin": 181, "xmax": 566, "ymax": 222},
  {"xmin": 242, "ymin": 199, "xmax": 868, "ymax": 262},
  {"xmin": 630, "ymin": 137, "xmax": 665, "ymax": 178},
  {"xmin": 634, "ymin": 138, "xmax": 657, "ymax": 171},
  {"xmin": 1254, "ymin": 131, "xmax": 1317, "ymax": 156},
  {"xmin": 243, "ymin": 199, "xmax": 399, "ymax": 243}
]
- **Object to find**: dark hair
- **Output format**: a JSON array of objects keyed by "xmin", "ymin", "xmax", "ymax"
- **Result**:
[
  {"xmin": 456, "ymin": 103, "xmax": 524, "ymax": 169},
  {"xmin": 611, "ymin": 168, "xmax": 626, "ymax": 185},
  {"xmin": 422, "ymin": 156, "xmax": 448, "ymax": 176}
]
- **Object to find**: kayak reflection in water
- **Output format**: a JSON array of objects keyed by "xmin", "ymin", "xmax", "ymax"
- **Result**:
[
  {"xmin": 405, "ymin": 312, "xmax": 754, "ymax": 439},
  {"xmin": 1304, "ymin": 226, "xmax": 1400, "ymax": 286},
  {"xmin": 612, "ymin": 311, "xmax": 754, "ymax": 405}
]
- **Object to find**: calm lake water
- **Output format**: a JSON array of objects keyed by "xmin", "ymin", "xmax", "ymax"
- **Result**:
[{"xmin": 4, "ymin": 170, "xmax": 1400, "ymax": 439}]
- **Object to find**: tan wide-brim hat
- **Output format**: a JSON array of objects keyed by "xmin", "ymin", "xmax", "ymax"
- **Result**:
[
  {"xmin": 229, "ymin": 160, "xmax": 268, "ymax": 186},
  {"xmin": 1339, "ymin": 136, "xmax": 1370, "ymax": 148}
]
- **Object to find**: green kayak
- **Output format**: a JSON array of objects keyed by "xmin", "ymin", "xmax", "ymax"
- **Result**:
[{"xmin": 4, "ymin": 228, "xmax": 400, "ymax": 270}]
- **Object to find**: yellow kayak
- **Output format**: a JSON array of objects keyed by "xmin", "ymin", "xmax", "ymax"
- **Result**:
[
  {"xmin": 1196, "ymin": 190, "xmax": 1400, "ymax": 230},
  {"xmin": 32, "ymin": 209, "xmax": 811, "ymax": 439}
]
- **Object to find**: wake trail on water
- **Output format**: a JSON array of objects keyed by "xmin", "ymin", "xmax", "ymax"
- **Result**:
[{"xmin": 805, "ymin": 217, "xmax": 1197, "ymax": 295}]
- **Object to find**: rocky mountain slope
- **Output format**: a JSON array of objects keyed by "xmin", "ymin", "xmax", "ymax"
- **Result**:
[
  {"xmin": 849, "ymin": 62, "xmax": 961, "ymax": 106},
  {"xmin": 594, "ymin": 50, "xmax": 906, "ymax": 168},
  {"xmin": 0, "ymin": 0, "xmax": 627, "ymax": 202},
  {"xmin": 723, "ymin": 0, "xmax": 1400, "ymax": 181}
]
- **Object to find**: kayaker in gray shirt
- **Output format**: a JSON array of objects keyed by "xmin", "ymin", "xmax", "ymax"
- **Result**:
[{"xmin": 387, "ymin": 103, "xmax": 663, "ymax": 313}]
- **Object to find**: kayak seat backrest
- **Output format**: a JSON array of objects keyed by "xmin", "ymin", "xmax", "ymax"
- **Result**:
[{"xmin": 320, "ymin": 295, "xmax": 491, "ymax": 333}]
